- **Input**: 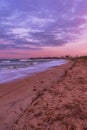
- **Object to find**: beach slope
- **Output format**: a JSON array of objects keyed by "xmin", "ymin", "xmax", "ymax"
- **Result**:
[{"xmin": 1, "ymin": 59, "xmax": 87, "ymax": 130}]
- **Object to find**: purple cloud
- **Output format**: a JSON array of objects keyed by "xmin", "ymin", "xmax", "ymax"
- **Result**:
[{"xmin": 0, "ymin": 0, "xmax": 87, "ymax": 50}]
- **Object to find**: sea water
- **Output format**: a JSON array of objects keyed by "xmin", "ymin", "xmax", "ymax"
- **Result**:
[{"xmin": 0, "ymin": 59, "xmax": 67, "ymax": 83}]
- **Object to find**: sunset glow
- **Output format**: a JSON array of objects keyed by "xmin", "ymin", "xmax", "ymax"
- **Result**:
[{"xmin": 0, "ymin": 0, "xmax": 87, "ymax": 58}]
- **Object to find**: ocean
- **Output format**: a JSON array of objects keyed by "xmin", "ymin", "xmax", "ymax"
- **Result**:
[{"xmin": 0, "ymin": 59, "xmax": 68, "ymax": 83}]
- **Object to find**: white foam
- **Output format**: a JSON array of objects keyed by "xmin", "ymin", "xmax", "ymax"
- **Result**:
[{"xmin": 0, "ymin": 59, "xmax": 68, "ymax": 84}]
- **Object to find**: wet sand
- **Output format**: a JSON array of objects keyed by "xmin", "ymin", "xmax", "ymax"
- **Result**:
[{"xmin": 0, "ymin": 59, "xmax": 87, "ymax": 130}]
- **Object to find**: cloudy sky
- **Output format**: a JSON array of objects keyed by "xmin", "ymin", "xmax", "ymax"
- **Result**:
[{"xmin": 0, "ymin": 0, "xmax": 87, "ymax": 58}]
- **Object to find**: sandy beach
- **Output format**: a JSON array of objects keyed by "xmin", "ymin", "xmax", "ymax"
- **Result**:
[{"xmin": 0, "ymin": 58, "xmax": 87, "ymax": 130}]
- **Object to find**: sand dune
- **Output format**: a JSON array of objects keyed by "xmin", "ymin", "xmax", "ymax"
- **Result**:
[{"xmin": 1, "ymin": 59, "xmax": 87, "ymax": 130}]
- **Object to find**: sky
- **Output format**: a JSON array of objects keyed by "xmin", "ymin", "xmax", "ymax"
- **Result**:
[{"xmin": 0, "ymin": 0, "xmax": 87, "ymax": 58}]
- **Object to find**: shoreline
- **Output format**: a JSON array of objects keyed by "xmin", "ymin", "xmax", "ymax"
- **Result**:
[
  {"xmin": 0, "ymin": 60, "xmax": 69, "ymax": 86},
  {"xmin": 0, "ymin": 61, "xmax": 73, "ymax": 130},
  {"xmin": 0, "ymin": 59, "xmax": 67, "ymax": 84}
]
